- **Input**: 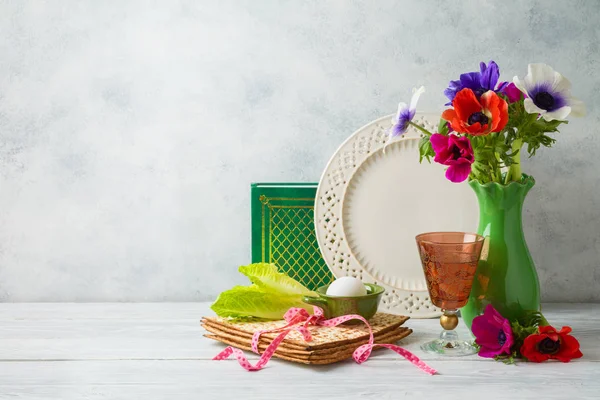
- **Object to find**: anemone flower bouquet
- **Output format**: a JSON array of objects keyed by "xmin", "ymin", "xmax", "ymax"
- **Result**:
[
  {"xmin": 389, "ymin": 61, "xmax": 585, "ymax": 363},
  {"xmin": 390, "ymin": 61, "xmax": 585, "ymax": 184}
]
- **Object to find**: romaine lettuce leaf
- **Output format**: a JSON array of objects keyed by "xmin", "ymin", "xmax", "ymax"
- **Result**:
[
  {"xmin": 210, "ymin": 284, "xmax": 312, "ymax": 320},
  {"xmin": 238, "ymin": 263, "xmax": 317, "ymax": 297},
  {"xmin": 210, "ymin": 263, "xmax": 317, "ymax": 320}
]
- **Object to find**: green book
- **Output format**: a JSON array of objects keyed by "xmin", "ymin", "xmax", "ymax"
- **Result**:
[{"xmin": 251, "ymin": 183, "xmax": 334, "ymax": 291}]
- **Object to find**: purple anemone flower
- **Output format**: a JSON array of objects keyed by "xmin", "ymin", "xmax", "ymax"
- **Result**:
[
  {"xmin": 471, "ymin": 304, "xmax": 514, "ymax": 358},
  {"xmin": 513, "ymin": 63, "xmax": 585, "ymax": 121},
  {"xmin": 444, "ymin": 61, "xmax": 505, "ymax": 105},
  {"xmin": 389, "ymin": 86, "xmax": 425, "ymax": 138}
]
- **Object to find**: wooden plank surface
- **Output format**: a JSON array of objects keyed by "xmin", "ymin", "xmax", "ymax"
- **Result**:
[{"xmin": 0, "ymin": 303, "xmax": 598, "ymax": 399}]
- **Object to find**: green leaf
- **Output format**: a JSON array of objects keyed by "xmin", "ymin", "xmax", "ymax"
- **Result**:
[
  {"xmin": 516, "ymin": 310, "xmax": 547, "ymax": 327},
  {"xmin": 239, "ymin": 263, "xmax": 316, "ymax": 297},
  {"xmin": 210, "ymin": 263, "xmax": 317, "ymax": 320},
  {"xmin": 494, "ymin": 353, "xmax": 517, "ymax": 365},
  {"xmin": 418, "ymin": 135, "xmax": 435, "ymax": 163},
  {"xmin": 210, "ymin": 285, "xmax": 312, "ymax": 320},
  {"xmin": 507, "ymin": 310, "xmax": 547, "ymax": 358},
  {"xmin": 532, "ymin": 119, "xmax": 567, "ymax": 132},
  {"xmin": 437, "ymin": 118, "xmax": 449, "ymax": 135}
]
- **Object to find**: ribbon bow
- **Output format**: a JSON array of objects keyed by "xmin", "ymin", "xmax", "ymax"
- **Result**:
[{"xmin": 213, "ymin": 307, "xmax": 437, "ymax": 375}]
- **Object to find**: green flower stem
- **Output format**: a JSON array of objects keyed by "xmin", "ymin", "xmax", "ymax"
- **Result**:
[
  {"xmin": 486, "ymin": 134, "xmax": 502, "ymax": 183},
  {"xmin": 408, "ymin": 121, "xmax": 433, "ymax": 136},
  {"xmin": 495, "ymin": 153, "xmax": 503, "ymax": 182},
  {"xmin": 505, "ymin": 138, "xmax": 523, "ymax": 184},
  {"xmin": 471, "ymin": 162, "xmax": 489, "ymax": 184}
]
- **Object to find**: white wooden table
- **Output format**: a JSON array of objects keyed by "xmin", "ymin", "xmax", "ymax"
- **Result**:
[{"xmin": 0, "ymin": 303, "xmax": 598, "ymax": 399}]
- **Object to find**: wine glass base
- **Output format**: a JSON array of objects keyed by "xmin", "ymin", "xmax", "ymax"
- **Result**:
[{"xmin": 420, "ymin": 339, "xmax": 478, "ymax": 356}]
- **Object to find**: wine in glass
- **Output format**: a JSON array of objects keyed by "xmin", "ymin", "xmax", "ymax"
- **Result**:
[{"xmin": 416, "ymin": 231, "xmax": 485, "ymax": 356}]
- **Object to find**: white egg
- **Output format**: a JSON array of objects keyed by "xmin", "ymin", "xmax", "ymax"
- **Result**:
[{"xmin": 326, "ymin": 277, "xmax": 368, "ymax": 297}]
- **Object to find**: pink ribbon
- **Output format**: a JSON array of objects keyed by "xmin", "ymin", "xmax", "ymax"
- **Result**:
[{"xmin": 213, "ymin": 307, "xmax": 437, "ymax": 375}]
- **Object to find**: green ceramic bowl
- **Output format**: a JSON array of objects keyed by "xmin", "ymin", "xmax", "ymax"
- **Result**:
[{"xmin": 302, "ymin": 283, "xmax": 385, "ymax": 321}]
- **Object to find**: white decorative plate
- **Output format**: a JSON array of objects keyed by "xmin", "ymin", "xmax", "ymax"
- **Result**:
[{"xmin": 314, "ymin": 113, "xmax": 478, "ymax": 318}]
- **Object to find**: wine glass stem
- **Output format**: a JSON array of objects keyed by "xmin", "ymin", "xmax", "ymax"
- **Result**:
[{"xmin": 439, "ymin": 309, "xmax": 459, "ymax": 345}]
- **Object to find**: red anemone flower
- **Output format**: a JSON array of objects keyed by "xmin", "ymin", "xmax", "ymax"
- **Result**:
[
  {"xmin": 521, "ymin": 326, "xmax": 583, "ymax": 363},
  {"xmin": 442, "ymin": 88, "xmax": 509, "ymax": 136}
]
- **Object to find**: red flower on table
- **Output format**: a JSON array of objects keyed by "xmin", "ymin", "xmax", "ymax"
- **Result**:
[{"xmin": 521, "ymin": 326, "xmax": 583, "ymax": 363}]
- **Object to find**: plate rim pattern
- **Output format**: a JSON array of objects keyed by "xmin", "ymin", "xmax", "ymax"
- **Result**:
[{"xmin": 314, "ymin": 113, "xmax": 447, "ymax": 318}]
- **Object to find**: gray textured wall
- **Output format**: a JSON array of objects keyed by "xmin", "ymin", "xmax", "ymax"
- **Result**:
[{"xmin": 0, "ymin": 1, "xmax": 598, "ymax": 302}]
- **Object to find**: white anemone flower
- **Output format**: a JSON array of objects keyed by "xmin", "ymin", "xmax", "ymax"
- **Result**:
[{"xmin": 513, "ymin": 63, "xmax": 585, "ymax": 121}]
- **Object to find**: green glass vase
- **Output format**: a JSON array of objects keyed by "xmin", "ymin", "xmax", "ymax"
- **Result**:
[{"xmin": 461, "ymin": 175, "xmax": 541, "ymax": 329}]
